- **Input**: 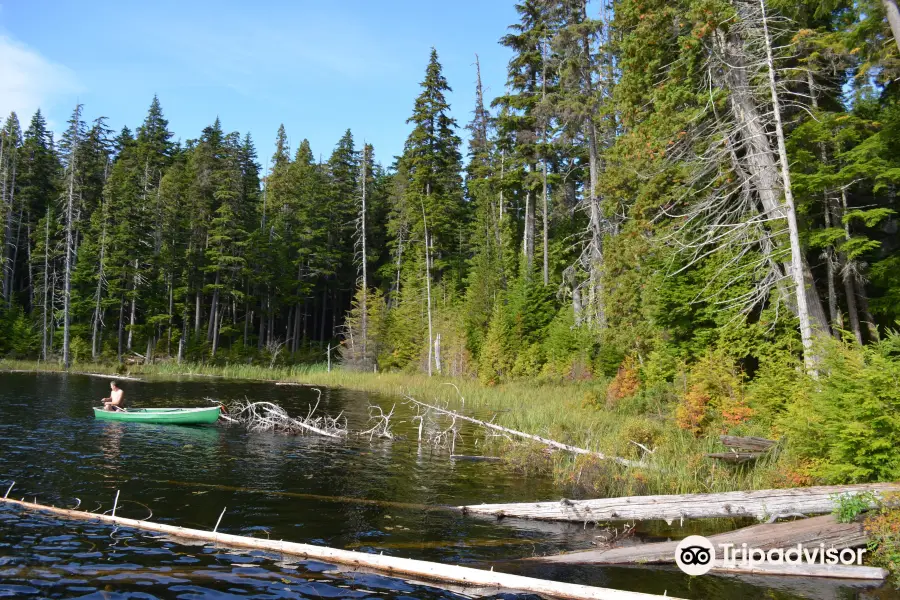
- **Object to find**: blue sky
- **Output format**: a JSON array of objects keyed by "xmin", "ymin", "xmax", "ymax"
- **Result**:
[{"xmin": 0, "ymin": 0, "xmax": 518, "ymax": 167}]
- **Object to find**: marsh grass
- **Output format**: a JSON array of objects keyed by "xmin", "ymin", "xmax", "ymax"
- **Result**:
[{"xmin": 1, "ymin": 358, "xmax": 786, "ymax": 497}]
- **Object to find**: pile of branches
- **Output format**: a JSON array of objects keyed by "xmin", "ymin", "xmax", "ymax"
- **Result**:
[{"xmin": 217, "ymin": 394, "xmax": 348, "ymax": 439}]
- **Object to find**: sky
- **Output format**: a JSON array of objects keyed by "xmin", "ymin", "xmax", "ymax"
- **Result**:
[{"xmin": 0, "ymin": 0, "xmax": 518, "ymax": 167}]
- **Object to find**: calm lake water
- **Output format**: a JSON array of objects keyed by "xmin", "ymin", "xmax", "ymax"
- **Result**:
[{"xmin": 0, "ymin": 372, "xmax": 895, "ymax": 599}]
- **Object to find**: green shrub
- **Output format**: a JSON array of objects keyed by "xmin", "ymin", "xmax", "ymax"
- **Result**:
[
  {"xmin": 832, "ymin": 492, "xmax": 878, "ymax": 523},
  {"xmin": 778, "ymin": 333, "xmax": 900, "ymax": 483}
]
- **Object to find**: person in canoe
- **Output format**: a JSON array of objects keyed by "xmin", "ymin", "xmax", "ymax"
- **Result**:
[{"xmin": 101, "ymin": 381, "xmax": 125, "ymax": 411}]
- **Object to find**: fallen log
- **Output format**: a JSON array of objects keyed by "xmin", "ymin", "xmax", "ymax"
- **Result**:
[
  {"xmin": 706, "ymin": 452, "xmax": 765, "ymax": 464},
  {"xmin": 0, "ymin": 497, "xmax": 677, "ymax": 600},
  {"xmin": 532, "ymin": 513, "xmax": 867, "ymax": 565},
  {"xmin": 712, "ymin": 562, "xmax": 886, "ymax": 580},
  {"xmin": 0, "ymin": 369, "xmax": 142, "ymax": 382},
  {"xmin": 407, "ymin": 398, "xmax": 643, "ymax": 468},
  {"xmin": 719, "ymin": 436, "xmax": 777, "ymax": 452},
  {"xmin": 451, "ymin": 455, "xmax": 504, "ymax": 463},
  {"xmin": 78, "ymin": 372, "xmax": 143, "ymax": 382},
  {"xmin": 461, "ymin": 483, "xmax": 900, "ymax": 523}
]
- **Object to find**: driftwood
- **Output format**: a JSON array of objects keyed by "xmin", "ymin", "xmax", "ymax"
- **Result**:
[
  {"xmin": 461, "ymin": 483, "xmax": 900, "ymax": 523},
  {"xmin": 0, "ymin": 497, "xmax": 677, "ymax": 600},
  {"xmin": 712, "ymin": 562, "xmax": 886, "ymax": 580},
  {"xmin": 222, "ymin": 398, "xmax": 347, "ymax": 438},
  {"xmin": 706, "ymin": 452, "xmax": 765, "ymax": 464},
  {"xmin": 534, "ymin": 513, "xmax": 867, "ymax": 564},
  {"xmin": 707, "ymin": 436, "xmax": 778, "ymax": 464},
  {"xmin": 79, "ymin": 372, "xmax": 143, "ymax": 382},
  {"xmin": 720, "ymin": 435, "xmax": 777, "ymax": 452},
  {"xmin": 532, "ymin": 514, "xmax": 886, "ymax": 579},
  {"xmin": 407, "ymin": 398, "xmax": 643, "ymax": 468}
]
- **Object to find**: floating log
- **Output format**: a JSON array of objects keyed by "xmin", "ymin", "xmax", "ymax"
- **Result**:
[
  {"xmin": 78, "ymin": 372, "xmax": 143, "ymax": 382},
  {"xmin": 533, "ymin": 513, "xmax": 886, "ymax": 580},
  {"xmin": 719, "ymin": 436, "xmax": 777, "ymax": 452},
  {"xmin": 0, "ymin": 497, "xmax": 676, "ymax": 600},
  {"xmin": 711, "ymin": 562, "xmax": 886, "ymax": 580},
  {"xmin": 407, "ymin": 398, "xmax": 643, "ymax": 468},
  {"xmin": 275, "ymin": 381, "xmax": 316, "ymax": 387},
  {"xmin": 461, "ymin": 483, "xmax": 900, "ymax": 523}
]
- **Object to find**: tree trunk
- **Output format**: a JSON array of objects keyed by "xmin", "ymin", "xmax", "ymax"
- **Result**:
[
  {"xmin": 586, "ymin": 124, "xmax": 606, "ymax": 329},
  {"xmin": 208, "ymin": 271, "xmax": 219, "ymax": 342},
  {"xmin": 391, "ymin": 224, "xmax": 405, "ymax": 309},
  {"xmin": 884, "ymin": 0, "xmax": 900, "ymax": 54},
  {"xmin": 2, "ymin": 144, "xmax": 15, "ymax": 304},
  {"xmin": 41, "ymin": 208, "xmax": 50, "ymax": 362},
  {"xmin": 716, "ymin": 18, "xmax": 830, "ymax": 346},
  {"xmin": 62, "ymin": 111, "xmax": 79, "ymax": 370},
  {"xmin": 178, "ymin": 318, "xmax": 186, "ymax": 364},
  {"xmin": 856, "ymin": 285, "xmax": 880, "ymax": 341},
  {"xmin": 92, "ymin": 216, "xmax": 107, "ymax": 360},
  {"xmin": 319, "ymin": 286, "xmax": 327, "ymax": 343},
  {"xmin": 422, "ymin": 192, "xmax": 434, "ymax": 377},
  {"xmin": 127, "ymin": 261, "xmax": 138, "ymax": 352},
  {"xmin": 524, "ymin": 188, "xmax": 535, "ymax": 274},
  {"xmin": 7, "ymin": 203, "xmax": 23, "ymax": 309},
  {"xmin": 360, "ymin": 146, "xmax": 369, "ymax": 362},
  {"xmin": 760, "ymin": 0, "xmax": 815, "ymax": 372}
]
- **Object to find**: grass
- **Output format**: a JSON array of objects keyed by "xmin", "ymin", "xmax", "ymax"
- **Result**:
[{"xmin": 1, "ymin": 357, "xmax": 789, "ymax": 498}]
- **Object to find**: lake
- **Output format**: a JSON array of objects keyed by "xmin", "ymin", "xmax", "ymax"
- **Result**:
[{"xmin": 0, "ymin": 372, "xmax": 892, "ymax": 599}]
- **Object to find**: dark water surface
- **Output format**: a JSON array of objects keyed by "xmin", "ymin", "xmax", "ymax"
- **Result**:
[{"xmin": 0, "ymin": 373, "xmax": 895, "ymax": 599}]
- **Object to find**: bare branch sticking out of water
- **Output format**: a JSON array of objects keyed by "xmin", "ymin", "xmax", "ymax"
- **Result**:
[
  {"xmin": 404, "ymin": 396, "xmax": 645, "ymax": 468},
  {"xmin": 216, "ymin": 393, "xmax": 348, "ymax": 439},
  {"xmin": 358, "ymin": 404, "xmax": 398, "ymax": 440}
]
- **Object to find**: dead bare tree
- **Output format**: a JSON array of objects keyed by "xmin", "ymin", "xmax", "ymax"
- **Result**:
[
  {"xmin": 61, "ymin": 104, "xmax": 84, "ymax": 370},
  {"xmin": 659, "ymin": 0, "xmax": 829, "ymax": 372}
]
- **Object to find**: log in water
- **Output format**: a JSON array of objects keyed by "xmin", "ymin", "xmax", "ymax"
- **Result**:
[
  {"xmin": 462, "ymin": 483, "xmax": 900, "ymax": 523},
  {"xmin": 0, "ymin": 497, "xmax": 679, "ymax": 600}
]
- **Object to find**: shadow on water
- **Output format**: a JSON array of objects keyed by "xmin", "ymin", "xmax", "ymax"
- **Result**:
[{"xmin": 0, "ymin": 372, "xmax": 897, "ymax": 599}]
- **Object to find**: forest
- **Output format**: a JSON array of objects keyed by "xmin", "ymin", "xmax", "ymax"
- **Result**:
[{"xmin": 2, "ymin": 1, "xmax": 900, "ymax": 485}]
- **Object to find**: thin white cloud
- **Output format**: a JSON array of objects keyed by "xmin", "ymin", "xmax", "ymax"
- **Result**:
[{"xmin": 0, "ymin": 34, "xmax": 80, "ymax": 124}]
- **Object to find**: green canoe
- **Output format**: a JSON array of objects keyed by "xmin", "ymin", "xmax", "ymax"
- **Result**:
[{"xmin": 93, "ymin": 406, "xmax": 221, "ymax": 425}]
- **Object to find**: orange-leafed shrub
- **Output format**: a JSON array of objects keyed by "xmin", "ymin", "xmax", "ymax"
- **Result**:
[
  {"xmin": 675, "ymin": 352, "xmax": 746, "ymax": 436},
  {"xmin": 606, "ymin": 355, "xmax": 640, "ymax": 407}
]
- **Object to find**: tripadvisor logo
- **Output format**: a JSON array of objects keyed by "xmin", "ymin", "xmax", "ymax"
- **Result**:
[
  {"xmin": 675, "ymin": 535, "xmax": 868, "ymax": 576},
  {"xmin": 675, "ymin": 535, "xmax": 715, "ymax": 576}
]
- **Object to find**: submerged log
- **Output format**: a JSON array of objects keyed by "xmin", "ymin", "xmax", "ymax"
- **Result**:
[
  {"xmin": 407, "ymin": 398, "xmax": 643, "ymax": 468},
  {"xmin": 712, "ymin": 562, "xmax": 886, "ymax": 580},
  {"xmin": 532, "ymin": 514, "xmax": 886, "ymax": 579},
  {"xmin": 450, "ymin": 455, "xmax": 504, "ymax": 462},
  {"xmin": 461, "ymin": 483, "xmax": 900, "ymax": 523},
  {"xmin": 0, "ymin": 497, "xmax": 677, "ymax": 600}
]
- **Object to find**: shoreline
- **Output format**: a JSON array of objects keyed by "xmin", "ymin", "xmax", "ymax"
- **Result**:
[{"xmin": 0, "ymin": 358, "xmax": 784, "ymax": 498}]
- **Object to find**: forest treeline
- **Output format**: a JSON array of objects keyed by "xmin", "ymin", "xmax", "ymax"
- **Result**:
[{"xmin": 2, "ymin": 1, "xmax": 900, "ymax": 475}]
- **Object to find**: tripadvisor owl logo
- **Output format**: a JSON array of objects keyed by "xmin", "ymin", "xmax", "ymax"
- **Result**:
[{"xmin": 675, "ymin": 535, "xmax": 715, "ymax": 576}]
